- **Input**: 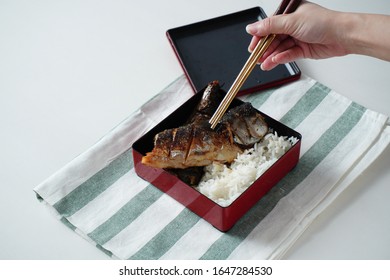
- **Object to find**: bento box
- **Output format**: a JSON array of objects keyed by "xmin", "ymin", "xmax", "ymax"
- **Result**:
[{"xmin": 132, "ymin": 86, "xmax": 301, "ymax": 232}]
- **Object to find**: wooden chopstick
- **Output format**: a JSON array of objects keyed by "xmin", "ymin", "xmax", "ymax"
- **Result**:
[{"xmin": 209, "ymin": 0, "xmax": 302, "ymax": 129}]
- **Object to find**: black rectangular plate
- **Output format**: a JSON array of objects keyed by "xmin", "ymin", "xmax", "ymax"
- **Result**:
[{"xmin": 166, "ymin": 7, "xmax": 301, "ymax": 95}]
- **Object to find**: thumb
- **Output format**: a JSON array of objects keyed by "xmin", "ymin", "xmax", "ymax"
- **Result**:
[{"xmin": 246, "ymin": 15, "xmax": 292, "ymax": 37}]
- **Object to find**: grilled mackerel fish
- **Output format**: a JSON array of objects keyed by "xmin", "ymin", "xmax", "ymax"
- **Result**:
[{"xmin": 141, "ymin": 81, "xmax": 268, "ymax": 169}]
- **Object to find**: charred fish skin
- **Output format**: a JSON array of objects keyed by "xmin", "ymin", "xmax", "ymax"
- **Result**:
[
  {"xmin": 185, "ymin": 121, "xmax": 242, "ymax": 167},
  {"xmin": 142, "ymin": 121, "xmax": 242, "ymax": 169},
  {"xmin": 195, "ymin": 81, "xmax": 225, "ymax": 119},
  {"xmin": 142, "ymin": 125, "xmax": 192, "ymax": 169},
  {"xmin": 170, "ymin": 126, "xmax": 193, "ymax": 162},
  {"xmin": 186, "ymin": 80, "xmax": 225, "ymax": 125},
  {"xmin": 141, "ymin": 128, "xmax": 174, "ymax": 169}
]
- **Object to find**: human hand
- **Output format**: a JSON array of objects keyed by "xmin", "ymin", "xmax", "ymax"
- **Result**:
[{"xmin": 246, "ymin": 1, "xmax": 349, "ymax": 70}]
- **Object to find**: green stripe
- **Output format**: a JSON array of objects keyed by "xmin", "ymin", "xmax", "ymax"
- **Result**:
[
  {"xmin": 88, "ymin": 185, "xmax": 163, "ymax": 245},
  {"xmin": 60, "ymin": 217, "xmax": 77, "ymax": 231},
  {"xmin": 200, "ymin": 102, "xmax": 366, "ymax": 259},
  {"xmin": 35, "ymin": 193, "xmax": 44, "ymax": 202},
  {"xmin": 120, "ymin": 82, "xmax": 332, "ymax": 260},
  {"xmin": 53, "ymin": 148, "xmax": 134, "ymax": 217},
  {"xmin": 279, "ymin": 82, "xmax": 331, "ymax": 128},
  {"xmin": 96, "ymin": 244, "xmax": 113, "ymax": 257},
  {"xmin": 129, "ymin": 208, "xmax": 200, "ymax": 260}
]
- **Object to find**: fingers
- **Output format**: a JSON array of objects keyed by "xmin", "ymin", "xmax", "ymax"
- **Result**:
[
  {"xmin": 260, "ymin": 34, "xmax": 290, "ymax": 60},
  {"xmin": 248, "ymin": 33, "xmax": 291, "ymax": 66},
  {"xmin": 246, "ymin": 15, "xmax": 296, "ymax": 66},
  {"xmin": 246, "ymin": 8, "xmax": 307, "ymax": 70},
  {"xmin": 261, "ymin": 45, "xmax": 304, "ymax": 71},
  {"xmin": 248, "ymin": 36, "xmax": 261, "ymax": 53},
  {"xmin": 260, "ymin": 38, "xmax": 305, "ymax": 71}
]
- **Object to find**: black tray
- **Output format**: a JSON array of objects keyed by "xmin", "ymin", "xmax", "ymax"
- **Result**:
[{"xmin": 166, "ymin": 7, "xmax": 301, "ymax": 95}]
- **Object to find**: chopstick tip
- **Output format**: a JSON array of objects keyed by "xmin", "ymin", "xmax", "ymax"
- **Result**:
[{"xmin": 209, "ymin": 120, "xmax": 218, "ymax": 130}]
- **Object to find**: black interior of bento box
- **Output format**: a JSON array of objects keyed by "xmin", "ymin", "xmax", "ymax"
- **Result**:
[
  {"xmin": 132, "ymin": 92, "xmax": 301, "ymax": 156},
  {"xmin": 166, "ymin": 7, "xmax": 301, "ymax": 95}
]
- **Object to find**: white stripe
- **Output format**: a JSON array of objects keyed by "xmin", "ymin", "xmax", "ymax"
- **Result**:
[
  {"xmin": 74, "ymin": 228, "xmax": 97, "ymax": 247},
  {"xmin": 228, "ymin": 109, "xmax": 388, "ymax": 259},
  {"xmin": 103, "ymin": 194, "xmax": 184, "ymax": 260},
  {"xmin": 67, "ymin": 169, "xmax": 148, "ymax": 234},
  {"xmin": 271, "ymin": 124, "xmax": 390, "ymax": 259},
  {"xmin": 259, "ymin": 75, "xmax": 316, "ymax": 119},
  {"xmin": 159, "ymin": 219, "xmax": 224, "ymax": 260}
]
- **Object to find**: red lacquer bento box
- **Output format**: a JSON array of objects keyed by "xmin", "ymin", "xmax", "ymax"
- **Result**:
[{"xmin": 132, "ymin": 88, "xmax": 301, "ymax": 232}]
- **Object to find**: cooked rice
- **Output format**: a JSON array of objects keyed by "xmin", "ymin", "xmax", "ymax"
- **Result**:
[{"xmin": 195, "ymin": 132, "xmax": 298, "ymax": 207}]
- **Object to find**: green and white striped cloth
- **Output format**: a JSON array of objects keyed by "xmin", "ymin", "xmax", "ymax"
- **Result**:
[{"xmin": 34, "ymin": 75, "xmax": 390, "ymax": 259}]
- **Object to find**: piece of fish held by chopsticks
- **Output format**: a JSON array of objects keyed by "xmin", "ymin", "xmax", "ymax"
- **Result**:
[
  {"xmin": 141, "ymin": 81, "xmax": 269, "ymax": 170},
  {"xmin": 221, "ymin": 102, "xmax": 269, "ymax": 146}
]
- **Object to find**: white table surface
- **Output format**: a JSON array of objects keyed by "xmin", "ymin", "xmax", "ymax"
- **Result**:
[{"xmin": 1, "ymin": 0, "xmax": 389, "ymax": 260}]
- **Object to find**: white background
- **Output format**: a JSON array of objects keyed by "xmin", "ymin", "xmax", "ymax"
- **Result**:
[{"xmin": 1, "ymin": 0, "xmax": 389, "ymax": 259}]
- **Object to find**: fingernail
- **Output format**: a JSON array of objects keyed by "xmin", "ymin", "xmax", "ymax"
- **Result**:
[{"xmin": 246, "ymin": 24, "xmax": 256, "ymax": 34}]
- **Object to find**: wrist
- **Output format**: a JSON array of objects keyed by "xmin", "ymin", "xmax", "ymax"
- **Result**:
[
  {"xmin": 339, "ymin": 13, "xmax": 368, "ymax": 56},
  {"xmin": 332, "ymin": 12, "xmax": 358, "ymax": 56},
  {"xmin": 339, "ymin": 12, "xmax": 390, "ymax": 61}
]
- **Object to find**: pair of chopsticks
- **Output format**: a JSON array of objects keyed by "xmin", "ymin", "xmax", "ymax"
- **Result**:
[{"xmin": 209, "ymin": 0, "xmax": 302, "ymax": 129}]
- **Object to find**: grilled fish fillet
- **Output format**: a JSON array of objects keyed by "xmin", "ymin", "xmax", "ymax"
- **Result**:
[{"xmin": 142, "ymin": 81, "xmax": 268, "ymax": 169}]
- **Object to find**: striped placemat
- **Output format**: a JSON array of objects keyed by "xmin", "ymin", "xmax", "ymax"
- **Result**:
[{"xmin": 34, "ymin": 74, "xmax": 390, "ymax": 259}]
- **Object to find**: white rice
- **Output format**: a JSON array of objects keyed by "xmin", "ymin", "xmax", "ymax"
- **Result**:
[{"xmin": 195, "ymin": 132, "xmax": 298, "ymax": 207}]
